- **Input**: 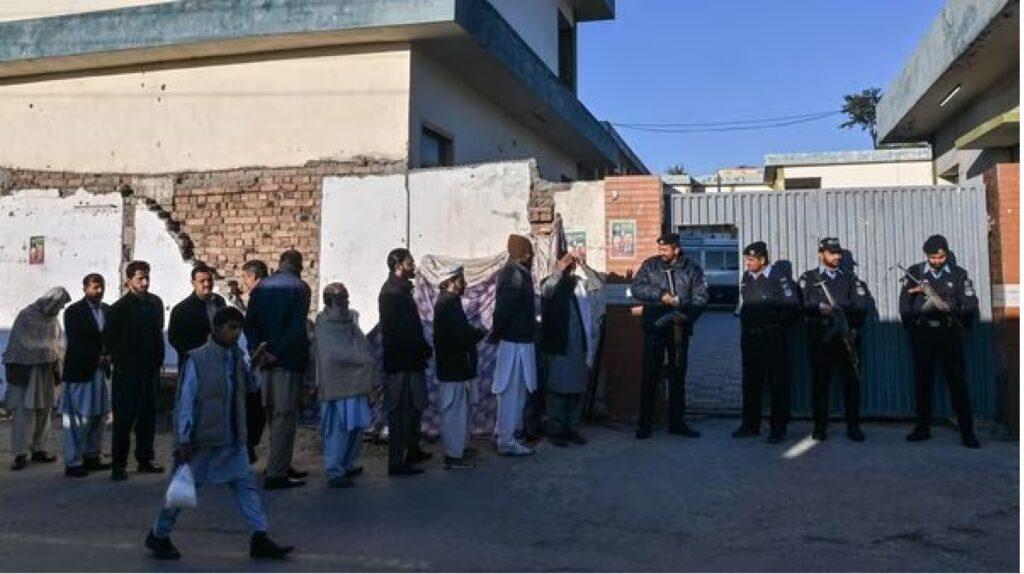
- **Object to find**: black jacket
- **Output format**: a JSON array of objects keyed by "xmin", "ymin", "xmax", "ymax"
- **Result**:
[
  {"xmin": 540, "ymin": 270, "xmax": 587, "ymax": 356},
  {"xmin": 739, "ymin": 266, "xmax": 800, "ymax": 328},
  {"xmin": 62, "ymin": 298, "xmax": 110, "ymax": 382},
  {"xmin": 492, "ymin": 261, "xmax": 537, "ymax": 343},
  {"xmin": 433, "ymin": 291, "xmax": 485, "ymax": 382},
  {"xmin": 168, "ymin": 292, "xmax": 226, "ymax": 366},
  {"xmin": 244, "ymin": 267, "xmax": 312, "ymax": 372},
  {"xmin": 797, "ymin": 268, "xmax": 872, "ymax": 339},
  {"xmin": 378, "ymin": 274, "xmax": 431, "ymax": 374},
  {"xmin": 630, "ymin": 255, "xmax": 708, "ymax": 334},
  {"xmin": 898, "ymin": 262, "xmax": 978, "ymax": 329},
  {"xmin": 105, "ymin": 291, "xmax": 165, "ymax": 378}
]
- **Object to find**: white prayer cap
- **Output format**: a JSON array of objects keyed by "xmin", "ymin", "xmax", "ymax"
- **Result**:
[{"xmin": 438, "ymin": 265, "xmax": 464, "ymax": 285}]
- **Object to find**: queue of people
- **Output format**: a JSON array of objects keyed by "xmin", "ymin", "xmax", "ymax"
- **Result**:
[{"xmin": 0, "ymin": 229, "xmax": 983, "ymax": 561}]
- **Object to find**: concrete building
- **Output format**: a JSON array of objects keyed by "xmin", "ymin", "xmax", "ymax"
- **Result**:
[
  {"xmin": 0, "ymin": 0, "xmax": 645, "ymax": 181},
  {"xmin": 876, "ymin": 0, "xmax": 1019, "ymax": 433}
]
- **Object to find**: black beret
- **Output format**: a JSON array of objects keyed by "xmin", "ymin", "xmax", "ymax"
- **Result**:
[
  {"xmin": 922, "ymin": 234, "xmax": 949, "ymax": 255},
  {"xmin": 743, "ymin": 241, "xmax": 768, "ymax": 258},
  {"xmin": 818, "ymin": 237, "xmax": 843, "ymax": 253},
  {"xmin": 657, "ymin": 232, "xmax": 680, "ymax": 246}
]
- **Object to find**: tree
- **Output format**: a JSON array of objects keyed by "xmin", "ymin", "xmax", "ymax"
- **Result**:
[
  {"xmin": 664, "ymin": 164, "xmax": 687, "ymax": 175},
  {"xmin": 840, "ymin": 87, "xmax": 882, "ymax": 148}
]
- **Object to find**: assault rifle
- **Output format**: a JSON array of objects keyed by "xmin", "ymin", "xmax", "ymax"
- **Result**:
[
  {"xmin": 814, "ymin": 272, "xmax": 858, "ymax": 370},
  {"xmin": 895, "ymin": 264, "xmax": 963, "ymax": 329}
]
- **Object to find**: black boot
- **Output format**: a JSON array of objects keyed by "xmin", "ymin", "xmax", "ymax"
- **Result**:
[
  {"xmin": 811, "ymin": 425, "xmax": 828, "ymax": 441},
  {"xmin": 83, "ymin": 456, "xmax": 112, "ymax": 471},
  {"xmin": 137, "ymin": 461, "xmax": 165, "ymax": 474},
  {"xmin": 635, "ymin": 427, "xmax": 653, "ymax": 440},
  {"xmin": 65, "ymin": 466, "xmax": 89, "ymax": 478},
  {"xmin": 731, "ymin": 425, "xmax": 759, "ymax": 438},
  {"xmin": 250, "ymin": 532, "xmax": 293, "ymax": 560},
  {"xmin": 906, "ymin": 425, "xmax": 931, "ymax": 442},
  {"xmin": 30, "ymin": 451, "xmax": 57, "ymax": 463},
  {"xmin": 667, "ymin": 424, "xmax": 701, "ymax": 438},
  {"xmin": 766, "ymin": 430, "xmax": 787, "ymax": 444},
  {"xmin": 10, "ymin": 455, "xmax": 27, "ymax": 471},
  {"xmin": 145, "ymin": 530, "xmax": 181, "ymax": 560},
  {"xmin": 961, "ymin": 432, "xmax": 981, "ymax": 449},
  {"xmin": 846, "ymin": 426, "xmax": 866, "ymax": 442}
]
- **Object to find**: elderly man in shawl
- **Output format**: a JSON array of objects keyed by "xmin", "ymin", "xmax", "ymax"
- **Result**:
[
  {"xmin": 145, "ymin": 306, "xmax": 292, "ymax": 561},
  {"xmin": 489, "ymin": 234, "xmax": 538, "ymax": 457},
  {"xmin": 314, "ymin": 283, "xmax": 374, "ymax": 488},
  {"xmin": 540, "ymin": 253, "xmax": 603, "ymax": 447},
  {"xmin": 3, "ymin": 286, "xmax": 71, "ymax": 470},
  {"xmin": 433, "ymin": 266, "xmax": 487, "ymax": 470}
]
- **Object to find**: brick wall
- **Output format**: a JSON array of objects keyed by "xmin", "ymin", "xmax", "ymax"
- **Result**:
[
  {"xmin": 983, "ymin": 162, "xmax": 1019, "ymax": 433},
  {"xmin": 603, "ymin": 176, "xmax": 664, "ymax": 282}
]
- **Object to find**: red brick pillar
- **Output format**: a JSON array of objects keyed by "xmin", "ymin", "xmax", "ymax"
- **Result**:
[
  {"xmin": 983, "ymin": 162, "xmax": 1019, "ymax": 433},
  {"xmin": 601, "ymin": 176, "xmax": 665, "ymax": 423}
]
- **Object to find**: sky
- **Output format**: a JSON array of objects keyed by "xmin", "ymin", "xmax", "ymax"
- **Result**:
[{"xmin": 577, "ymin": 0, "xmax": 946, "ymax": 176}]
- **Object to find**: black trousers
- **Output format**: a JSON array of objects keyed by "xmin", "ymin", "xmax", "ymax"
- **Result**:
[
  {"xmin": 245, "ymin": 390, "xmax": 266, "ymax": 462},
  {"xmin": 740, "ymin": 326, "xmax": 790, "ymax": 433},
  {"xmin": 384, "ymin": 372, "xmax": 425, "ymax": 469},
  {"xmin": 909, "ymin": 326, "xmax": 974, "ymax": 430},
  {"xmin": 809, "ymin": 335, "xmax": 861, "ymax": 428},
  {"xmin": 111, "ymin": 371, "xmax": 158, "ymax": 470},
  {"xmin": 638, "ymin": 328, "xmax": 690, "ymax": 432}
]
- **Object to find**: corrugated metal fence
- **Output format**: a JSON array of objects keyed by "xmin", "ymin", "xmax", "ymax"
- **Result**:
[{"xmin": 671, "ymin": 186, "xmax": 996, "ymax": 419}]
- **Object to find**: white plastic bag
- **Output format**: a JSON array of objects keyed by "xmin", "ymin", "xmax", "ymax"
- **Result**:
[{"xmin": 164, "ymin": 464, "xmax": 197, "ymax": 509}]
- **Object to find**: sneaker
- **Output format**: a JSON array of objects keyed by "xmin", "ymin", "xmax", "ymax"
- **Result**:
[
  {"xmin": 731, "ymin": 426, "xmax": 760, "ymax": 438},
  {"xmin": 31, "ymin": 451, "xmax": 57, "ymax": 464},
  {"xmin": 497, "ymin": 442, "xmax": 534, "ymax": 457},
  {"xmin": 10, "ymin": 455, "xmax": 27, "ymax": 471},
  {"xmin": 388, "ymin": 464, "xmax": 425, "ymax": 476},
  {"xmin": 846, "ymin": 426, "xmax": 866, "ymax": 442},
  {"xmin": 567, "ymin": 432, "xmax": 588, "ymax": 445},
  {"xmin": 327, "ymin": 476, "xmax": 354, "ymax": 488},
  {"xmin": 264, "ymin": 476, "xmax": 305, "ymax": 490},
  {"xmin": 136, "ymin": 462, "xmax": 165, "ymax": 474},
  {"xmin": 906, "ymin": 426, "xmax": 931, "ymax": 442},
  {"xmin": 111, "ymin": 468, "xmax": 128, "ymax": 481},
  {"xmin": 250, "ymin": 532, "xmax": 293, "ymax": 560},
  {"xmin": 65, "ymin": 466, "xmax": 89, "ymax": 478},
  {"xmin": 83, "ymin": 457, "xmax": 112, "ymax": 471},
  {"xmin": 444, "ymin": 456, "xmax": 476, "ymax": 470},
  {"xmin": 344, "ymin": 466, "xmax": 364, "ymax": 478},
  {"xmin": 145, "ymin": 530, "xmax": 181, "ymax": 560}
]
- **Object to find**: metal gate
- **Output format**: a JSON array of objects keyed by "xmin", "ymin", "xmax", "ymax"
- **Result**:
[{"xmin": 671, "ymin": 186, "xmax": 996, "ymax": 419}]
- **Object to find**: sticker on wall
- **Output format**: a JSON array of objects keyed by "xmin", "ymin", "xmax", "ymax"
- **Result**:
[
  {"xmin": 28, "ymin": 236, "xmax": 45, "ymax": 265},
  {"xmin": 608, "ymin": 220, "xmax": 636, "ymax": 259},
  {"xmin": 566, "ymin": 230, "xmax": 587, "ymax": 258}
]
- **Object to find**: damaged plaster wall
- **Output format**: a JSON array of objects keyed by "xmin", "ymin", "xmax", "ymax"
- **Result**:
[
  {"xmin": 0, "ymin": 188, "xmax": 123, "ymax": 354},
  {"xmin": 554, "ymin": 180, "xmax": 607, "ymax": 272}
]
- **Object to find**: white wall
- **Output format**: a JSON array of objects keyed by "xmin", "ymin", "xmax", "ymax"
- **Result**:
[
  {"xmin": 319, "ymin": 174, "xmax": 408, "ymax": 333},
  {"xmin": 0, "ymin": 45, "xmax": 412, "ymax": 173},
  {"xmin": 0, "ymin": 189, "xmax": 123, "ymax": 357},
  {"xmin": 132, "ymin": 203, "xmax": 196, "ymax": 366},
  {"xmin": 782, "ymin": 161, "xmax": 934, "ymax": 188},
  {"xmin": 409, "ymin": 160, "xmax": 533, "ymax": 259},
  {"xmin": 486, "ymin": 0, "xmax": 571, "ymax": 74},
  {"xmin": 409, "ymin": 49, "xmax": 579, "ymax": 181},
  {"xmin": 554, "ymin": 180, "xmax": 606, "ymax": 272}
]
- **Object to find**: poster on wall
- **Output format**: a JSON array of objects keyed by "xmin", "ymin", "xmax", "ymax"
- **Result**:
[
  {"xmin": 608, "ymin": 220, "xmax": 636, "ymax": 259},
  {"xmin": 28, "ymin": 236, "xmax": 44, "ymax": 265},
  {"xmin": 566, "ymin": 230, "xmax": 587, "ymax": 258}
]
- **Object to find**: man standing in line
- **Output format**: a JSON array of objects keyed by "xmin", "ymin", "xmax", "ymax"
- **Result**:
[
  {"xmin": 168, "ymin": 263, "xmax": 225, "ymax": 372},
  {"xmin": 490, "ymin": 234, "xmax": 538, "ymax": 457},
  {"xmin": 379, "ymin": 248, "xmax": 433, "ymax": 476},
  {"xmin": 630, "ymin": 233, "xmax": 708, "ymax": 440},
  {"xmin": 798, "ymin": 237, "xmax": 871, "ymax": 442},
  {"xmin": 732, "ymin": 242, "xmax": 800, "ymax": 444},
  {"xmin": 899, "ymin": 234, "xmax": 981, "ymax": 448},
  {"xmin": 60, "ymin": 274, "xmax": 114, "ymax": 477},
  {"xmin": 240, "ymin": 259, "xmax": 269, "ymax": 463},
  {"xmin": 245, "ymin": 250, "xmax": 311, "ymax": 489},
  {"xmin": 106, "ymin": 261, "xmax": 166, "ymax": 480},
  {"xmin": 433, "ymin": 266, "xmax": 487, "ymax": 469}
]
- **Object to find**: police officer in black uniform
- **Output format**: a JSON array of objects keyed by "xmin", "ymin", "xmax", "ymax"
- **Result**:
[
  {"xmin": 899, "ymin": 234, "xmax": 980, "ymax": 448},
  {"xmin": 798, "ymin": 237, "xmax": 871, "ymax": 442},
  {"xmin": 630, "ymin": 232, "xmax": 709, "ymax": 440},
  {"xmin": 733, "ymin": 241, "xmax": 799, "ymax": 444}
]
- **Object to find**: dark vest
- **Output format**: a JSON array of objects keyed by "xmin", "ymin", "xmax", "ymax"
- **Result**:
[{"xmin": 180, "ymin": 341, "xmax": 248, "ymax": 448}]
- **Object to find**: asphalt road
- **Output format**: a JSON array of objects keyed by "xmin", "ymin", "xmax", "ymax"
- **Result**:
[{"xmin": 0, "ymin": 416, "xmax": 1016, "ymax": 572}]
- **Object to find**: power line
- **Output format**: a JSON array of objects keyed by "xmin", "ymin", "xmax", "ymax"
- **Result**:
[{"xmin": 612, "ymin": 110, "xmax": 843, "ymax": 133}]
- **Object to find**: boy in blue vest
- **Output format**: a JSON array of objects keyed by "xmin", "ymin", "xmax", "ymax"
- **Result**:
[{"xmin": 145, "ymin": 306, "xmax": 293, "ymax": 560}]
